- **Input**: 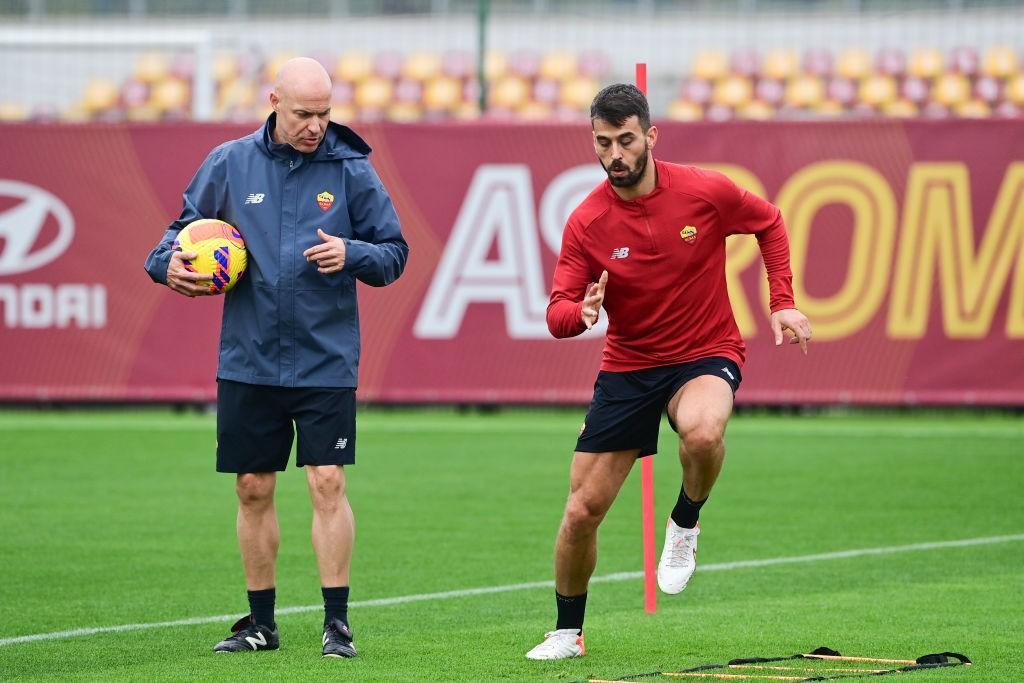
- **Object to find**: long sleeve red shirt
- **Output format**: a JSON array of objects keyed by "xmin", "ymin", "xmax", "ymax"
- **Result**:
[{"xmin": 546, "ymin": 160, "xmax": 795, "ymax": 371}]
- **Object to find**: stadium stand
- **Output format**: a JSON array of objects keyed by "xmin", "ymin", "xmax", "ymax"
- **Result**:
[{"xmin": 1, "ymin": 45, "xmax": 1022, "ymax": 123}]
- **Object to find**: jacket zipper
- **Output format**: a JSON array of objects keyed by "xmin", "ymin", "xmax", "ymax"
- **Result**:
[{"xmin": 639, "ymin": 202, "xmax": 658, "ymax": 253}]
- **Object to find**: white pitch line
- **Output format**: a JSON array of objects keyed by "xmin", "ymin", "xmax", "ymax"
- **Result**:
[{"xmin": 2, "ymin": 533, "xmax": 1022, "ymax": 649}]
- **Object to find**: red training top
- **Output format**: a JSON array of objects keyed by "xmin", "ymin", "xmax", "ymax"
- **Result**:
[{"xmin": 546, "ymin": 160, "xmax": 795, "ymax": 371}]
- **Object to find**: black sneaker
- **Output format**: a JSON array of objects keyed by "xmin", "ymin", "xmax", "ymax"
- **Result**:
[
  {"xmin": 322, "ymin": 618, "xmax": 357, "ymax": 658},
  {"xmin": 213, "ymin": 615, "xmax": 280, "ymax": 653}
]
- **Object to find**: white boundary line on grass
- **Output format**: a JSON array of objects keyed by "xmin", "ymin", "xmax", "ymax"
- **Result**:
[{"xmin": 2, "ymin": 533, "xmax": 1022, "ymax": 648}]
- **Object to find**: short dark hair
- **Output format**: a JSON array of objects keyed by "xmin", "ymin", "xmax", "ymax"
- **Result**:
[{"xmin": 590, "ymin": 83, "xmax": 651, "ymax": 130}]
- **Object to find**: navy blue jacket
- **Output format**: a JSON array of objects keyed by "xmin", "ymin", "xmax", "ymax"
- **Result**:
[{"xmin": 145, "ymin": 114, "xmax": 408, "ymax": 388}]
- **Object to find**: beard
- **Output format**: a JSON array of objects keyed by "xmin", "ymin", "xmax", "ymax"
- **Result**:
[{"xmin": 602, "ymin": 144, "xmax": 649, "ymax": 187}]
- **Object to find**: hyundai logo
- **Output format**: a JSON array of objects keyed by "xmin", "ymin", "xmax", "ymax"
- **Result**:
[{"xmin": 0, "ymin": 180, "xmax": 75, "ymax": 276}]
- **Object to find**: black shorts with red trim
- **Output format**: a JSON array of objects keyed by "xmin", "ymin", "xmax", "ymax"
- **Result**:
[{"xmin": 574, "ymin": 356, "xmax": 741, "ymax": 457}]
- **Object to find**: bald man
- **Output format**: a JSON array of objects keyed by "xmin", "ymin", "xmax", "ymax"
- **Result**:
[{"xmin": 145, "ymin": 58, "xmax": 409, "ymax": 657}]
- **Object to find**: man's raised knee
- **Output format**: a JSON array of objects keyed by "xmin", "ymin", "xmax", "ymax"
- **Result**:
[{"xmin": 680, "ymin": 421, "xmax": 725, "ymax": 458}]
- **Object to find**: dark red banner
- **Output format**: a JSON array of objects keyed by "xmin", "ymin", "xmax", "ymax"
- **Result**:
[{"xmin": 1, "ymin": 121, "xmax": 1022, "ymax": 404}]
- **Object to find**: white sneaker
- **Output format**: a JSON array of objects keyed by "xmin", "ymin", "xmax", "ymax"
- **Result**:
[
  {"xmin": 525, "ymin": 629, "xmax": 585, "ymax": 660},
  {"xmin": 657, "ymin": 519, "xmax": 700, "ymax": 594}
]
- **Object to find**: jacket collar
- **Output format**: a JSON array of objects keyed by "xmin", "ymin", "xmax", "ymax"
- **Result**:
[
  {"xmin": 257, "ymin": 112, "xmax": 372, "ymax": 162},
  {"xmin": 602, "ymin": 158, "xmax": 668, "ymax": 203}
]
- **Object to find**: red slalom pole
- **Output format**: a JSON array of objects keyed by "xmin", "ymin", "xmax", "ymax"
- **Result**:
[{"xmin": 635, "ymin": 61, "xmax": 657, "ymax": 615}]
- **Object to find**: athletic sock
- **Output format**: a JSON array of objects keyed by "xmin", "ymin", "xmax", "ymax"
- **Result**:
[
  {"xmin": 247, "ymin": 587, "xmax": 276, "ymax": 629},
  {"xmin": 670, "ymin": 486, "xmax": 707, "ymax": 529},
  {"xmin": 323, "ymin": 586, "xmax": 350, "ymax": 626},
  {"xmin": 555, "ymin": 591, "xmax": 587, "ymax": 632}
]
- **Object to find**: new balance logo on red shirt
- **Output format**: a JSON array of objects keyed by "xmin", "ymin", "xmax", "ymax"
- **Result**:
[{"xmin": 610, "ymin": 247, "xmax": 630, "ymax": 259}]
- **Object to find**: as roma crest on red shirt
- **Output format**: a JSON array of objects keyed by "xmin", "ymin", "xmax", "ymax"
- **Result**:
[
  {"xmin": 317, "ymin": 191, "xmax": 334, "ymax": 212},
  {"xmin": 680, "ymin": 225, "xmax": 698, "ymax": 244}
]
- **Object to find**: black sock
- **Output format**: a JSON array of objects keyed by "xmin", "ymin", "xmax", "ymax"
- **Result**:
[
  {"xmin": 247, "ymin": 587, "xmax": 276, "ymax": 629},
  {"xmin": 555, "ymin": 591, "xmax": 587, "ymax": 631},
  {"xmin": 670, "ymin": 486, "xmax": 707, "ymax": 529},
  {"xmin": 323, "ymin": 586, "xmax": 350, "ymax": 626}
]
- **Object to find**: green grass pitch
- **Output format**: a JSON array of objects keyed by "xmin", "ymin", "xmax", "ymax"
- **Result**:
[{"xmin": 0, "ymin": 409, "xmax": 1021, "ymax": 681}]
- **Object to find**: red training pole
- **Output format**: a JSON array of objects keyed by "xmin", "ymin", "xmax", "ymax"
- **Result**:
[{"xmin": 635, "ymin": 62, "xmax": 657, "ymax": 615}]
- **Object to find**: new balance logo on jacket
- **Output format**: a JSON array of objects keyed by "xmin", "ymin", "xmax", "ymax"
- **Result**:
[
  {"xmin": 245, "ymin": 193, "xmax": 265, "ymax": 204},
  {"xmin": 610, "ymin": 247, "xmax": 630, "ymax": 259}
]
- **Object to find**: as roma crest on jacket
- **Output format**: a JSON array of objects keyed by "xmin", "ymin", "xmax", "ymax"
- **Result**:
[
  {"xmin": 317, "ymin": 191, "xmax": 335, "ymax": 212},
  {"xmin": 680, "ymin": 225, "xmax": 698, "ymax": 244}
]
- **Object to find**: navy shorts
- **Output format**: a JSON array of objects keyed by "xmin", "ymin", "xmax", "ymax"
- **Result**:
[
  {"xmin": 574, "ymin": 356, "xmax": 741, "ymax": 458},
  {"xmin": 216, "ymin": 379, "xmax": 357, "ymax": 473}
]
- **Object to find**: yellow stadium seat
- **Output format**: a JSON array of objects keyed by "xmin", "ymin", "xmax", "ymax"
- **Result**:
[
  {"xmin": 1003, "ymin": 75, "xmax": 1024, "ymax": 105},
  {"xmin": 836, "ymin": 48, "xmax": 872, "ymax": 80},
  {"xmin": 485, "ymin": 51, "xmax": 508, "ymax": 80},
  {"xmin": 540, "ymin": 51, "xmax": 578, "ymax": 82},
  {"xmin": 150, "ymin": 78, "xmax": 190, "ymax": 112},
  {"xmin": 423, "ymin": 76, "xmax": 462, "ymax": 112},
  {"xmin": 213, "ymin": 53, "xmax": 238, "ymax": 83},
  {"xmin": 61, "ymin": 104, "xmax": 91, "ymax": 122},
  {"xmin": 336, "ymin": 51, "xmax": 373, "ymax": 83},
  {"xmin": 329, "ymin": 103, "xmax": 357, "ymax": 124},
  {"xmin": 490, "ymin": 76, "xmax": 530, "ymax": 109},
  {"xmin": 126, "ymin": 105, "xmax": 162, "ymax": 122},
  {"xmin": 881, "ymin": 99, "xmax": 918, "ymax": 118},
  {"xmin": 713, "ymin": 76, "xmax": 753, "ymax": 108},
  {"xmin": 932, "ymin": 73, "xmax": 970, "ymax": 107},
  {"xmin": 387, "ymin": 102, "xmax": 423, "ymax": 122},
  {"xmin": 82, "ymin": 78, "xmax": 119, "ymax": 113},
  {"xmin": 762, "ymin": 49, "xmax": 800, "ymax": 80},
  {"xmin": 264, "ymin": 52, "xmax": 300, "ymax": 84},
  {"xmin": 737, "ymin": 100, "xmax": 775, "ymax": 120},
  {"xmin": 908, "ymin": 47, "xmax": 944, "ymax": 79},
  {"xmin": 784, "ymin": 75, "xmax": 825, "ymax": 108},
  {"xmin": 518, "ymin": 101, "xmax": 553, "ymax": 120},
  {"xmin": 452, "ymin": 101, "xmax": 480, "ymax": 120},
  {"xmin": 135, "ymin": 52, "xmax": 170, "ymax": 84},
  {"xmin": 218, "ymin": 79, "xmax": 256, "ymax": 109},
  {"xmin": 0, "ymin": 103, "xmax": 29, "ymax": 121},
  {"xmin": 355, "ymin": 76, "xmax": 393, "ymax": 110},
  {"xmin": 666, "ymin": 100, "xmax": 703, "ymax": 121},
  {"xmin": 559, "ymin": 76, "xmax": 599, "ymax": 109},
  {"xmin": 402, "ymin": 51, "xmax": 442, "ymax": 82},
  {"xmin": 982, "ymin": 46, "xmax": 1018, "ymax": 78},
  {"xmin": 692, "ymin": 50, "xmax": 729, "ymax": 81},
  {"xmin": 814, "ymin": 99, "xmax": 846, "ymax": 117},
  {"xmin": 955, "ymin": 99, "xmax": 991, "ymax": 118},
  {"xmin": 859, "ymin": 75, "xmax": 897, "ymax": 107}
]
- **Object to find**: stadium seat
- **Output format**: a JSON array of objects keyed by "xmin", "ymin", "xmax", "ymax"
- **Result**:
[
  {"xmin": 490, "ymin": 75, "xmax": 530, "ymax": 109},
  {"xmin": 713, "ymin": 75, "xmax": 753, "ymax": 108},
  {"xmin": 973, "ymin": 76, "xmax": 1002, "ymax": 104},
  {"xmin": 909, "ymin": 47, "xmax": 944, "ymax": 79},
  {"xmin": 949, "ymin": 46, "xmax": 980, "ymax": 76},
  {"xmin": 784, "ymin": 75, "xmax": 825, "ymax": 108},
  {"xmin": 336, "ymin": 51, "xmax": 373, "ymax": 83},
  {"xmin": 859, "ymin": 74, "xmax": 897, "ymax": 107},
  {"xmin": 441, "ymin": 50, "xmax": 474, "ymax": 79},
  {"xmin": 762, "ymin": 49, "xmax": 800, "ymax": 80},
  {"xmin": 1005, "ymin": 74, "xmax": 1024, "ymax": 105},
  {"xmin": 151, "ymin": 78, "xmax": 190, "ymax": 113},
  {"xmin": 135, "ymin": 52, "xmax": 170, "ymax": 84},
  {"xmin": 754, "ymin": 78, "xmax": 785, "ymax": 106},
  {"xmin": 402, "ymin": 51, "xmax": 442, "ymax": 82},
  {"xmin": 374, "ymin": 51, "xmax": 404, "ymax": 80},
  {"xmin": 355, "ymin": 76, "xmax": 394, "ymax": 110},
  {"xmin": 81, "ymin": 78, "xmax": 120, "ymax": 114},
  {"xmin": 881, "ymin": 99, "xmax": 918, "ymax": 118},
  {"xmin": 737, "ymin": 99, "xmax": 775, "ymax": 120},
  {"xmin": 577, "ymin": 50, "xmax": 610, "ymax": 80},
  {"xmin": 387, "ymin": 101, "xmax": 423, "ymax": 122},
  {"xmin": 423, "ymin": 76, "xmax": 462, "ymax": 112},
  {"xmin": 539, "ymin": 51, "xmax": 578, "ymax": 82},
  {"xmin": 532, "ymin": 78, "xmax": 560, "ymax": 106},
  {"xmin": 876, "ymin": 48, "xmax": 906, "ymax": 78},
  {"xmin": 836, "ymin": 48, "xmax": 872, "ymax": 80},
  {"xmin": 560, "ymin": 76, "xmax": 598, "ymax": 110},
  {"xmin": 0, "ymin": 102, "xmax": 29, "ymax": 121},
  {"xmin": 508, "ymin": 50, "xmax": 541, "ymax": 79},
  {"xmin": 393, "ymin": 78, "xmax": 423, "ymax": 104},
  {"xmin": 680, "ymin": 78, "xmax": 713, "ymax": 105},
  {"xmin": 802, "ymin": 48, "xmax": 834, "ymax": 77},
  {"xmin": 900, "ymin": 76, "xmax": 930, "ymax": 105},
  {"xmin": 955, "ymin": 99, "xmax": 990, "ymax": 118},
  {"xmin": 982, "ymin": 45, "xmax": 1018, "ymax": 78},
  {"xmin": 932, "ymin": 73, "xmax": 970, "ymax": 107},
  {"xmin": 666, "ymin": 99, "xmax": 703, "ymax": 121},
  {"xmin": 692, "ymin": 50, "xmax": 729, "ymax": 81},
  {"xmin": 826, "ymin": 77, "xmax": 857, "ymax": 106}
]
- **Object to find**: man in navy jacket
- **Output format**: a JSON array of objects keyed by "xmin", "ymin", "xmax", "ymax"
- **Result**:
[{"xmin": 145, "ymin": 57, "xmax": 408, "ymax": 658}]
